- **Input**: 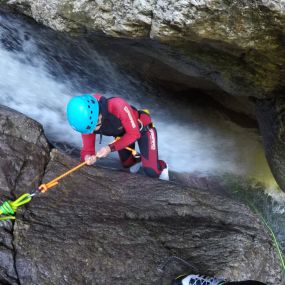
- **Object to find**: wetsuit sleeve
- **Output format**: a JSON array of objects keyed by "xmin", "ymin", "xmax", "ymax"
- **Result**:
[
  {"xmin": 108, "ymin": 100, "xmax": 141, "ymax": 152},
  {"xmin": 80, "ymin": 133, "xmax": 96, "ymax": 161}
]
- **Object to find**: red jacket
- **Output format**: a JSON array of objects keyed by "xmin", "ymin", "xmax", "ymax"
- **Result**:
[{"xmin": 80, "ymin": 94, "xmax": 141, "ymax": 160}]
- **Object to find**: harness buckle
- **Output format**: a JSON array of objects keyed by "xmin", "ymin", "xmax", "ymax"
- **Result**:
[{"xmin": 138, "ymin": 119, "xmax": 144, "ymax": 131}]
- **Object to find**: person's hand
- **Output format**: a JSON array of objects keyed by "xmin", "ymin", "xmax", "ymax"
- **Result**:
[
  {"xmin": 96, "ymin": 146, "xmax": 111, "ymax": 158},
  {"xmin": 84, "ymin": 155, "xmax": 97, "ymax": 165}
]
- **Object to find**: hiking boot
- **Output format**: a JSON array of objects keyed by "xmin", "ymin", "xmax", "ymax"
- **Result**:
[{"xmin": 172, "ymin": 274, "xmax": 225, "ymax": 285}]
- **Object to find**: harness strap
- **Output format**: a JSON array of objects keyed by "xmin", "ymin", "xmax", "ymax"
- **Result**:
[
  {"xmin": 139, "ymin": 122, "xmax": 154, "ymax": 134},
  {"xmin": 138, "ymin": 109, "xmax": 154, "ymax": 134}
]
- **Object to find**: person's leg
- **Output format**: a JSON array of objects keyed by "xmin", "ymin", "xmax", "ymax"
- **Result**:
[
  {"xmin": 118, "ymin": 143, "xmax": 137, "ymax": 168},
  {"xmin": 138, "ymin": 126, "xmax": 166, "ymax": 178}
]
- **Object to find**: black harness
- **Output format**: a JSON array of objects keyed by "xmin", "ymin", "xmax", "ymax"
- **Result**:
[
  {"xmin": 95, "ymin": 96, "xmax": 153, "ymax": 144},
  {"xmin": 94, "ymin": 96, "xmax": 126, "ymax": 138}
]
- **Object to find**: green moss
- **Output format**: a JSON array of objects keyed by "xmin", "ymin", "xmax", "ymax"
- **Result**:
[
  {"xmin": 58, "ymin": 2, "xmax": 96, "ymax": 34},
  {"xmin": 58, "ymin": 2, "xmax": 150, "ymax": 37},
  {"xmin": 170, "ymin": 39, "xmax": 283, "ymax": 98},
  {"xmin": 161, "ymin": 1, "xmax": 285, "ymax": 97}
]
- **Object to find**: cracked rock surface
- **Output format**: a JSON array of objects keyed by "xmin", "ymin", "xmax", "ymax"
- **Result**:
[
  {"xmin": 0, "ymin": 105, "xmax": 50, "ymax": 284},
  {"xmin": 0, "ymin": 106, "xmax": 282, "ymax": 284},
  {"xmin": 1, "ymin": 0, "xmax": 284, "ymax": 98},
  {"xmin": 14, "ymin": 150, "xmax": 282, "ymax": 284}
]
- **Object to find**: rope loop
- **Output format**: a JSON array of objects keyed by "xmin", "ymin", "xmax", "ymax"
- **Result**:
[
  {"xmin": 0, "ymin": 201, "xmax": 14, "ymax": 215},
  {"xmin": 0, "ymin": 193, "xmax": 32, "ymax": 221}
]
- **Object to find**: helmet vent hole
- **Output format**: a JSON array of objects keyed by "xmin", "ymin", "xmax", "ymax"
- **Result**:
[
  {"xmin": 91, "ymin": 100, "xmax": 95, "ymax": 104},
  {"xmin": 89, "ymin": 116, "xmax": 92, "ymax": 119},
  {"xmin": 91, "ymin": 111, "xmax": 93, "ymax": 114},
  {"xmin": 88, "ymin": 105, "xmax": 90, "ymax": 108},
  {"xmin": 86, "ymin": 125, "xmax": 91, "ymax": 130},
  {"xmin": 91, "ymin": 121, "xmax": 93, "ymax": 124}
]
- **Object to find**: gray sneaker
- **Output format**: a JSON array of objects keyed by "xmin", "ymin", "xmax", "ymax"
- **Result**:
[{"xmin": 172, "ymin": 274, "xmax": 225, "ymax": 285}]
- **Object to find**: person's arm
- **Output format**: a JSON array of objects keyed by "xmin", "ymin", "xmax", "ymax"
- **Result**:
[
  {"xmin": 80, "ymin": 133, "xmax": 96, "ymax": 162},
  {"xmin": 108, "ymin": 99, "xmax": 140, "ymax": 152}
]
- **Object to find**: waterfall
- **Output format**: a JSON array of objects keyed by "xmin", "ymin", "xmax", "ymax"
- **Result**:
[{"xmin": 0, "ymin": 10, "xmax": 278, "ymax": 188}]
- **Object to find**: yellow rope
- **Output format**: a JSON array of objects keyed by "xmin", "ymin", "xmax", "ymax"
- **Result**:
[{"xmin": 38, "ymin": 162, "xmax": 87, "ymax": 193}]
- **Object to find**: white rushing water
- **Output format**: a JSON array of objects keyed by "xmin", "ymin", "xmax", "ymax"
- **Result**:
[{"xmin": 0, "ymin": 11, "xmax": 278, "ymax": 191}]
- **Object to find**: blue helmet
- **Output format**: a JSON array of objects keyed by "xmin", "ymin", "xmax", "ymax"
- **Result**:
[{"xmin": 66, "ymin": 94, "xmax": 99, "ymax": 134}]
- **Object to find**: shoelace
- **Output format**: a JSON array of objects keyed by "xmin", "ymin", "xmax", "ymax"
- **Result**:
[{"xmin": 189, "ymin": 275, "xmax": 224, "ymax": 285}]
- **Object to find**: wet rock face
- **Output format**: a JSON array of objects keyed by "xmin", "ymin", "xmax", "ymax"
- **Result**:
[
  {"xmin": 1, "ymin": 0, "xmax": 285, "ymax": 98},
  {"xmin": 255, "ymin": 97, "xmax": 285, "ymax": 191},
  {"xmin": 12, "ymin": 150, "xmax": 282, "ymax": 285},
  {"xmin": 0, "ymin": 105, "xmax": 50, "ymax": 284},
  {"xmin": 0, "ymin": 106, "xmax": 282, "ymax": 284}
]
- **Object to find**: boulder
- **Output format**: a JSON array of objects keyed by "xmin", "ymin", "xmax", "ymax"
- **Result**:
[
  {"xmin": 1, "ymin": 0, "xmax": 284, "ymax": 98},
  {"xmin": 0, "ymin": 106, "xmax": 282, "ymax": 284},
  {"xmin": 12, "ymin": 150, "xmax": 282, "ymax": 285},
  {"xmin": 0, "ymin": 105, "xmax": 50, "ymax": 284}
]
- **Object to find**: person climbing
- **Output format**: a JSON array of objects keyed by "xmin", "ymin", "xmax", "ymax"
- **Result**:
[
  {"xmin": 66, "ymin": 93, "xmax": 169, "ymax": 180},
  {"xmin": 171, "ymin": 274, "xmax": 267, "ymax": 285}
]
